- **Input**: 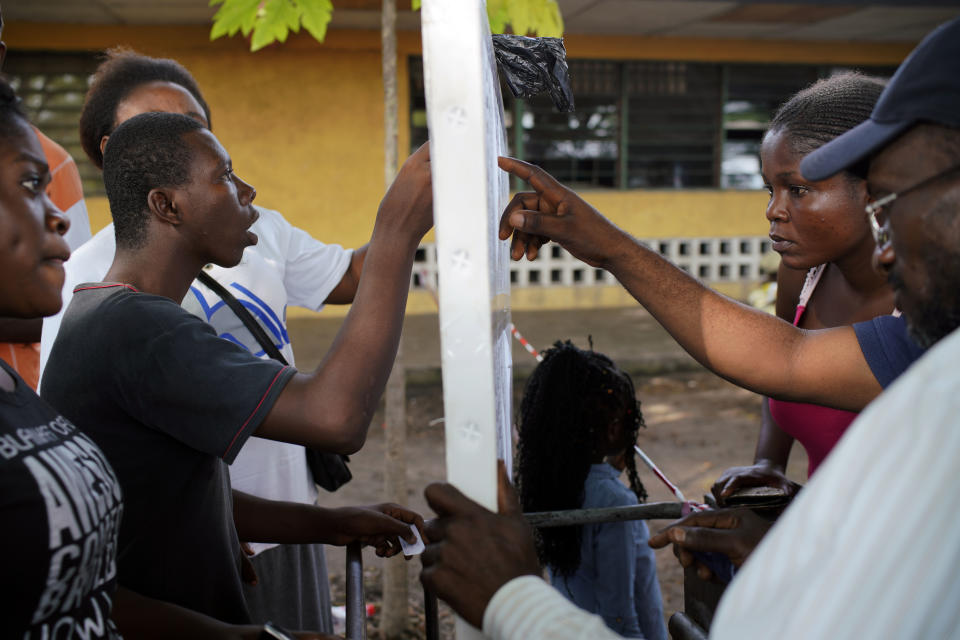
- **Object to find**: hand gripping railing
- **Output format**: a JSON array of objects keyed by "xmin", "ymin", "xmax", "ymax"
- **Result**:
[{"xmin": 342, "ymin": 502, "xmax": 686, "ymax": 639}]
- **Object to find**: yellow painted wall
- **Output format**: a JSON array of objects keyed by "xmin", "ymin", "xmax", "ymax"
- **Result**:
[
  {"xmin": 8, "ymin": 26, "xmax": 417, "ymax": 249},
  {"xmin": 7, "ymin": 23, "xmax": 908, "ymax": 315},
  {"xmin": 583, "ymin": 189, "xmax": 769, "ymax": 238},
  {"xmin": 85, "ymin": 40, "xmax": 391, "ymax": 246}
]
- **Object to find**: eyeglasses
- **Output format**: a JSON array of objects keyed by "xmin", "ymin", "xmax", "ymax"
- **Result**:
[{"xmin": 865, "ymin": 162, "xmax": 960, "ymax": 247}]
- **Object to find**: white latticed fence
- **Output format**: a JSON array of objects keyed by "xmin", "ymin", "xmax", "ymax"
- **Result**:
[{"xmin": 413, "ymin": 235, "xmax": 772, "ymax": 290}]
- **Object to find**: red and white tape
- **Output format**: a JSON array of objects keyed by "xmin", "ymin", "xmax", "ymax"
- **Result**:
[
  {"xmin": 634, "ymin": 444, "xmax": 709, "ymax": 511},
  {"xmin": 509, "ymin": 323, "xmax": 543, "ymax": 362}
]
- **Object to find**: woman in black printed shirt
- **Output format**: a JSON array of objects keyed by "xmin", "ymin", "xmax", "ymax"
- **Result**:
[{"xmin": 0, "ymin": 76, "xmax": 126, "ymax": 639}]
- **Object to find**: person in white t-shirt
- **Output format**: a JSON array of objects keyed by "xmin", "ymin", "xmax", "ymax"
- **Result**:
[{"xmin": 40, "ymin": 49, "xmax": 367, "ymax": 633}]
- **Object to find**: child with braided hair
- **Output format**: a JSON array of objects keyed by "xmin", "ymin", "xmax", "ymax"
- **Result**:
[{"xmin": 516, "ymin": 341, "xmax": 666, "ymax": 640}]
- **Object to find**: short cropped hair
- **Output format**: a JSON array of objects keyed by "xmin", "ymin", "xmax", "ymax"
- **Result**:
[
  {"xmin": 79, "ymin": 48, "xmax": 211, "ymax": 169},
  {"xmin": 771, "ymin": 72, "xmax": 887, "ymax": 159},
  {"xmin": 102, "ymin": 112, "xmax": 205, "ymax": 249},
  {"xmin": 0, "ymin": 77, "xmax": 29, "ymax": 142}
]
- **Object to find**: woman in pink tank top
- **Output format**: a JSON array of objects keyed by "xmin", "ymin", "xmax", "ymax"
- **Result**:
[{"xmin": 714, "ymin": 73, "xmax": 895, "ymax": 499}]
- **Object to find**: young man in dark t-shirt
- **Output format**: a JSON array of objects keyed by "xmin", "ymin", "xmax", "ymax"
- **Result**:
[{"xmin": 42, "ymin": 112, "xmax": 432, "ymax": 625}]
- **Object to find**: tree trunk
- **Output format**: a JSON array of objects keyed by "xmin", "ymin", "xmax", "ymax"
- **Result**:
[
  {"xmin": 380, "ymin": 1, "xmax": 408, "ymax": 637},
  {"xmin": 381, "ymin": 347, "xmax": 408, "ymax": 639}
]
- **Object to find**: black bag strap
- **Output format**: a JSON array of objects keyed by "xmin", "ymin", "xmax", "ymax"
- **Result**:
[
  {"xmin": 196, "ymin": 269, "xmax": 288, "ymax": 366},
  {"xmin": 197, "ymin": 269, "xmax": 352, "ymax": 491}
]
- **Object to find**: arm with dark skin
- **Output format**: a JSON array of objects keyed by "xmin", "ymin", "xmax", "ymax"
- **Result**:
[
  {"xmin": 497, "ymin": 157, "xmax": 882, "ymax": 412},
  {"xmin": 232, "ymin": 490, "xmax": 424, "ymax": 558},
  {"xmin": 0, "ymin": 317, "xmax": 42, "ymax": 342},
  {"xmin": 713, "ymin": 265, "xmax": 806, "ymax": 502},
  {"xmin": 255, "ymin": 144, "xmax": 432, "ymax": 454},
  {"xmin": 323, "ymin": 244, "xmax": 368, "ymax": 304},
  {"xmin": 420, "ymin": 462, "xmax": 542, "ymax": 629},
  {"xmin": 112, "ymin": 587, "xmax": 334, "ymax": 639}
]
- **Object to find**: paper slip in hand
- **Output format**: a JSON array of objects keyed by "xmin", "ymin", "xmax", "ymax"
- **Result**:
[{"xmin": 399, "ymin": 524, "xmax": 425, "ymax": 556}]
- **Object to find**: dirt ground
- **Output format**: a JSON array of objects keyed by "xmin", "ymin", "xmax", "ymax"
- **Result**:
[{"xmin": 288, "ymin": 307, "xmax": 808, "ymax": 638}]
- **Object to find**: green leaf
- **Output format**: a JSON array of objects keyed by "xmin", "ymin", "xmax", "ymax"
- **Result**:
[
  {"xmin": 210, "ymin": 18, "xmax": 231, "ymax": 40},
  {"xmin": 284, "ymin": 0, "xmax": 304, "ymax": 33},
  {"xmin": 240, "ymin": 4, "xmax": 259, "ymax": 36},
  {"xmin": 277, "ymin": 0, "xmax": 303, "ymax": 34},
  {"xmin": 486, "ymin": 0, "xmax": 510, "ymax": 34},
  {"xmin": 412, "ymin": 0, "xmax": 421, "ymax": 10},
  {"xmin": 209, "ymin": 0, "xmax": 260, "ymax": 41},
  {"xmin": 249, "ymin": 0, "xmax": 300, "ymax": 51},
  {"xmin": 508, "ymin": 0, "xmax": 534, "ymax": 36},
  {"xmin": 490, "ymin": 0, "xmax": 565, "ymax": 37},
  {"xmin": 534, "ymin": 0, "xmax": 563, "ymax": 37},
  {"xmin": 299, "ymin": 0, "xmax": 333, "ymax": 43},
  {"xmin": 250, "ymin": 0, "xmax": 284, "ymax": 50}
]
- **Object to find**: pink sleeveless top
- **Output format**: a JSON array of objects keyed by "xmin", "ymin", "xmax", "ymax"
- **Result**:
[{"xmin": 767, "ymin": 265, "xmax": 858, "ymax": 477}]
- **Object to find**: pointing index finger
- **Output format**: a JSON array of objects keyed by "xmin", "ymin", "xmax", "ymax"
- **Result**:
[{"xmin": 498, "ymin": 156, "xmax": 559, "ymax": 195}]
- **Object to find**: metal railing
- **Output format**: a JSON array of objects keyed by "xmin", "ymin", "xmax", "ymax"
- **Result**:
[
  {"xmin": 345, "ymin": 542, "xmax": 366, "ymax": 640},
  {"xmin": 342, "ymin": 502, "xmax": 685, "ymax": 639},
  {"xmin": 526, "ymin": 501, "xmax": 682, "ymax": 528}
]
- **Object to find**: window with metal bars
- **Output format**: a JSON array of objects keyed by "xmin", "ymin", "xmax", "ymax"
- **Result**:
[
  {"xmin": 517, "ymin": 59, "xmax": 620, "ymax": 188},
  {"xmin": 412, "ymin": 56, "xmax": 724, "ymax": 188},
  {"xmin": 4, "ymin": 51, "xmax": 101, "ymax": 195},
  {"xmin": 624, "ymin": 61, "xmax": 722, "ymax": 188},
  {"xmin": 411, "ymin": 57, "xmax": 897, "ymax": 191},
  {"xmin": 722, "ymin": 64, "xmax": 821, "ymax": 189},
  {"xmin": 721, "ymin": 64, "xmax": 897, "ymax": 189}
]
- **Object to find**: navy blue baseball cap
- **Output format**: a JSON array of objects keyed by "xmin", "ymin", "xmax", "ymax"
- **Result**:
[{"xmin": 801, "ymin": 17, "xmax": 960, "ymax": 181}]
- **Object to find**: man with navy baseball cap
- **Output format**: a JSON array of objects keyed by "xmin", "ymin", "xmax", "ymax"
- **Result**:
[
  {"xmin": 801, "ymin": 18, "xmax": 960, "ymax": 183},
  {"xmin": 800, "ymin": 16, "xmax": 960, "ymax": 351}
]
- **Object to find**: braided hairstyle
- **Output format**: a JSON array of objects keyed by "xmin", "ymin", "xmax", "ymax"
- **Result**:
[
  {"xmin": 516, "ymin": 341, "xmax": 646, "ymax": 576},
  {"xmin": 769, "ymin": 71, "xmax": 886, "ymax": 166},
  {"xmin": 79, "ymin": 48, "xmax": 211, "ymax": 169}
]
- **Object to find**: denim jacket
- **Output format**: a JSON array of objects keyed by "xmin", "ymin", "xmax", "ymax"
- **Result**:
[{"xmin": 549, "ymin": 463, "xmax": 667, "ymax": 640}]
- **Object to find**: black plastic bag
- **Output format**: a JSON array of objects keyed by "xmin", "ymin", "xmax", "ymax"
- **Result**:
[{"xmin": 492, "ymin": 34, "xmax": 575, "ymax": 112}]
